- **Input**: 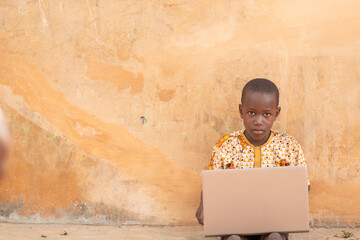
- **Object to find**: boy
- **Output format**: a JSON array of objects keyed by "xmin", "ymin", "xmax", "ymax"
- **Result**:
[
  {"xmin": 0, "ymin": 107, "xmax": 9, "ymax": 179},
  {"xmin": 196, "ymin": 78, "xmax": 309, "ymax": 240}
]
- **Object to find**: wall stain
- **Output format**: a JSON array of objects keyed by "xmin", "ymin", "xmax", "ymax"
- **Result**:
[
  {"xmin": 157, "ymin": 89, "xmax": 176, "ymax": 102},
  {"xmin": 85, "ymin": 58, "xmax": 144, "ymax": 95}
]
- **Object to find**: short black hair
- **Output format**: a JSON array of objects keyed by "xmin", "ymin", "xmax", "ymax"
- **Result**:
[{"xmin": 241, "ymin": 78, "xmax": 279, "ymax": 106}]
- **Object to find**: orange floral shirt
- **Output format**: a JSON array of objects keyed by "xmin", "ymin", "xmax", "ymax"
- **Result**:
[{"xmin": 208, "ymin": 130, "xmax": 310, "ymax": 185}]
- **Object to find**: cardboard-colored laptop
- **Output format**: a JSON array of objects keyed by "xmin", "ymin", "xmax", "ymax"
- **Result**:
[{"xmin": 202, "ymin": 166, "xmax": 309, "ymax": 237}]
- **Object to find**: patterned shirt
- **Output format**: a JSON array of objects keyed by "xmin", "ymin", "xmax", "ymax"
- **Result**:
[{"xmin": 208, "ymin": 129, "xmax": 310, "ymax": 185}]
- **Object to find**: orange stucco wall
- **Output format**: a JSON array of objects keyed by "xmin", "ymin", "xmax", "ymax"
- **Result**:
[{"xmin": 0, "ymin": 0, "xmax": 359, "ymax": 226}]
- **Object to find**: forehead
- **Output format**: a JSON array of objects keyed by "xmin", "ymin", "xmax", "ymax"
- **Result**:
[{"xmin": 242, "ymin": 91, "xmax": 278, "ymax": 109}]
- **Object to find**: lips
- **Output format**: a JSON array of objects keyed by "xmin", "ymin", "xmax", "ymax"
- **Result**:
[{"xmin": 251, "ymin": 129, "xmax": 265, "ymax": 135}]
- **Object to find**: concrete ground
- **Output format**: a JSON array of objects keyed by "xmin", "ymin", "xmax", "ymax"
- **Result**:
[{"xmin": 0, "ymin": 224, "xmax": 359, "ymax": 240}]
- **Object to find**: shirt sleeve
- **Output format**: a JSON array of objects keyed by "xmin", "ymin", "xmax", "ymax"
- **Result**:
[{"xmin": 208, "ymin": 134, "xmax": 233, "ymax": 170}]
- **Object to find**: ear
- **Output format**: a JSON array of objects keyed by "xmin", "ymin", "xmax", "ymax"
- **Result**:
[
  {"xmin": 274, "ymin": 106, "xmax": 281, "ymax": 120},
  {"xmin": 239, "ymin": 104, "xmax": 244, "ymax": 119}
]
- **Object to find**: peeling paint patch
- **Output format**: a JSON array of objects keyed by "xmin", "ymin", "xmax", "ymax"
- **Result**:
[
  {"xmin": 85, "ymin": 58, "xmax": 144, "ymax": 94},
  {"xmin": 74, "ymin": 121, "xmax": 100, "ymax": 137}
]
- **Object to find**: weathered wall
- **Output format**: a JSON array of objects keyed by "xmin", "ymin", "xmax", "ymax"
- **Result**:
[{"xmin": 0, "ymin": 0, "xmax": 359, "ymax": 226}]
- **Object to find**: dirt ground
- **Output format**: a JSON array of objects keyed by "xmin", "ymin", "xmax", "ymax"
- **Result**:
[{"xmin": 0, "ymin": 224, "xmax": 359, "ymax": 240}]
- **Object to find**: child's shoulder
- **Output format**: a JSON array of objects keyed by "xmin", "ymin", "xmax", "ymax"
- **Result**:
[
  {"xmin": 213, "ymin": 130, "xmax": 243, "ymax": 148},
  {"xmin": 271, "ymin": 130, "xmax": 301, "ymax": 146},
  {"xmin": 216, "ymin": 130, "xmax": 243, "ymax": 140}
]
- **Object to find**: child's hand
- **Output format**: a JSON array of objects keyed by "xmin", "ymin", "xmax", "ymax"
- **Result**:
[
  {"xmin": 195, "ymin": 204, "xmax": 204, "ymax": 225},
  {"xmin": 195, "ymin": 191, "xmax": 204, "ymax": 225}
]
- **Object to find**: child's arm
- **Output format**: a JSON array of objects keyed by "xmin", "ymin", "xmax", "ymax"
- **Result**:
[
  {"xmin": 195, "ymin": 191, "xmax": 204, "ymax": 225},
  {"xmin": 195, "ymin": 134, "xmax": 229, "ymax": 224}
]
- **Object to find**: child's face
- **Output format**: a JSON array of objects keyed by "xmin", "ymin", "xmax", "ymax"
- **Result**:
[{"xmin": 239, "ymin": 91, "xmax": 280, "ymax": 146}]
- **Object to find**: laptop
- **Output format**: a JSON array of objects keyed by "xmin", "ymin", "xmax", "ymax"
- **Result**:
[{"xmin": 202, "ymin": 166, "xmax": 309, "ymax": 237}]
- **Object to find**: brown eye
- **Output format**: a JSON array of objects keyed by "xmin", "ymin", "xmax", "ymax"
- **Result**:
[
  {"xmin": 248, "ymin": 112, "xmax": 255, "ymax": 116},
  {"xmin": 264, "ymin": 113, "xmax": 271, "ymax": 117}
]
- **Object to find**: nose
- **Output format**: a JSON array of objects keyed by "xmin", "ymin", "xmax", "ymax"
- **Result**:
[{"xmin": 254, "ymin": 115, "xmax": 263, "ymax": 126}]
